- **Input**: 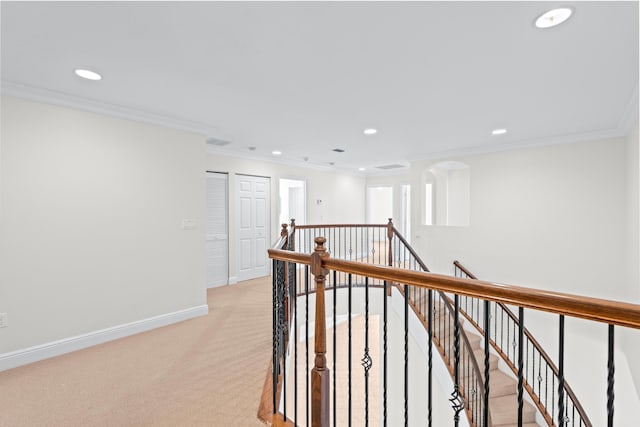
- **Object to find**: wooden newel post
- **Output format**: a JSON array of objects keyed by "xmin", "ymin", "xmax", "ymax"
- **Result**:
[
  {"xmin": 290, "ymin": 219, "xmax": 296, "ymax": 251},
  {"xmin": 311, "ymin": 237, "xmax": 330, "ymax": 427}
]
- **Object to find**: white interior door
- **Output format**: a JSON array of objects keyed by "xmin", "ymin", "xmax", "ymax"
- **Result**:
[
  {"xmin": 206, "ymin": 172, "xmax": 229, "ymax": 288},
  {"xmin": 237, "ymin": 174, "xmax": 270, "ymax": 281}
]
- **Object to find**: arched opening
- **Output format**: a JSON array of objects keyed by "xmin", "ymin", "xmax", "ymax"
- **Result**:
[{"xmin": 423, "ymin": 161, "xmax": 470, "ymax": 226}]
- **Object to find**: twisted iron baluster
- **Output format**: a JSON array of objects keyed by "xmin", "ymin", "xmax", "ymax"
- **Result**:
[
  {"xmin": 450, "ymin": 294, "xmax": 465, "ymax": 426},
  {"xmin": 362, "ymin": 277, "xmax": 372, "ymax": 425},
  {"xmin": 608, "ymin": 324, "xmax": 615, "ymax": 427},
  {"xmin": 271, "ymin": 260, "xmax": 277, "ymax": 415}
]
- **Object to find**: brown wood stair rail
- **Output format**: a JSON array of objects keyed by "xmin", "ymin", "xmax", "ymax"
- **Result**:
[
  {"xmin": 453, "ymin": 261, "xmax": 592, "ymax": 427},
  {"xmin": 265, "ymin": 222, "xmax": 640, "ymax": 427}
]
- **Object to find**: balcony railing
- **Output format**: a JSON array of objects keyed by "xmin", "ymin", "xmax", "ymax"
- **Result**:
[{"xmin": 261, "ymin": 220, "xmax": 640, "ymax": 427}]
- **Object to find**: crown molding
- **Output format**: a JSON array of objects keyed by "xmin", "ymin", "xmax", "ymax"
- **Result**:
[
  {"xmin": 1, "ymin": 80, "xmax": 225, "ymax": 139},
  {"xmin": 4, "ymin": 79, "xmax": 637, "ymax": 173},
  {"xmin": 206, "ymin": 144, "xmax": 367, "ymax": 176},
  {"xmin": 411, "ymin": 126, "xmax": 630, "ymax": 164},
  {"xmin": 618, "ymin": 82, "xmax": 639, "ymax": 133}
]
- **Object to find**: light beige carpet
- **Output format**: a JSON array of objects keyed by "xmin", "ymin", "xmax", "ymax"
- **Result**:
[{"xmin": 0, "ymin": 277, "xmax": 273, "ymax": 427}]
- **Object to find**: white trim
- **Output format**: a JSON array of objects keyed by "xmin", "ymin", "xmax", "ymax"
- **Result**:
[
  {"xmin": 0, "ymin": 304, "xmax": 209, "ymax": 372},
  {"xmin": 5, "ymin": 79, "xmax": 636, "ymax": 176},
  {"xmin": 618, "ymin": 82, "xmax": 639, "ymax": 133},
  {"xmin": 412, "ymin": 127, "xmax": 629, "ymax": 163},
  {"xmin": 228, "ymin": 276, "xmax": 238, "ymax": 285},
  {"xmin": 1, "ymin": 80, "xmax": 223, "ymax": 139}
]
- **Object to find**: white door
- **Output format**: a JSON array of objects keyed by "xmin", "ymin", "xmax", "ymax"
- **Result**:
[
  {"xmin": 206, "ymin": 172, "xmax": 229, "ymax": 288},
  {"xmin": 237, "ymin": 174, "xmax": 270, "ymax": 281}
]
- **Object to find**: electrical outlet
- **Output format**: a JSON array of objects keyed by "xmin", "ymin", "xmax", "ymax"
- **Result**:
[{"xmin": 0, "ymin": 312, "xmax": 8, "ymax": 328}]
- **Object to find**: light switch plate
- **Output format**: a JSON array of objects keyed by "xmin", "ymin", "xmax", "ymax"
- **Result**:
[
  {"xmin": 0, "ymin": 313, "xmax": 8, "ymax": 328},
  {"xmin": 181, "ymin": 219, "xmax": 196, "ymax": 230}
]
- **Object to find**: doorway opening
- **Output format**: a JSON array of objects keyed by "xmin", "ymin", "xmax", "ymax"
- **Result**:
[{"xmin": 279, "ymin": 178, "xmax": 306, "ymax": 226}]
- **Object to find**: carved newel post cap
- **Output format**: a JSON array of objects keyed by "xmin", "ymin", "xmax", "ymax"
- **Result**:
[
  {"xmin": 387, "ymin": 218, "xmax": 393, "ymax": 224},
  {"xmin": 281, "ymin": 223, "xmax": 288, "ymax": 237},
  {"xmin": 314, "ymin": 236, "xmax": 326, "ymax": 250},
  {"xmin": 290, "ymin": 218, "xmax": 296, "ymax": 226},
  {"xmin": 311, "ymin": 237, "xmax": 328, "ymax": 276}
]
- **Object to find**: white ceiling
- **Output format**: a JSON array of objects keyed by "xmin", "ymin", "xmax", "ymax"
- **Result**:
[{"xmin": 1, "ymin": 1, "xmax": 638, "ymax": 173}]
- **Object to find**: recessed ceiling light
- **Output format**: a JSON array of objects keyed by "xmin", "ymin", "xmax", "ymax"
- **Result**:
[
  {"xmin": 272, "ymin": 150, "xmax": 282, "ymax": 156},
  {"xmin": 535, "ymin": 8, "xmax": 573, "ymax": 29},
  {"xmin": 74, "ymin": 69, "xmax": 102, "ymax": 81},
  {"xmin": 358, "ymin": 167, "xmax": 366, "ymax": 171},
  {"xmin": 492, "ymin": 128, "xmax": 507, "ymax": 135},
  {"xmin": 363, "ymin": 128, "xmax": 377, "ymax": 135}
]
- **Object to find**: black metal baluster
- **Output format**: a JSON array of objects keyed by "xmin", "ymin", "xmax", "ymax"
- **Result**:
[
  {"xmin": 501, "ymin": 310, "xmax": 504, "ymax": 352},
  {"xmin": 404, "ymin": 284, "xmax": 409, "ymax": 427},
  {"xmin": 558, "ymin": 315, "xmax": 565, "ymax": 426},
  {"xmin": 483, "ymin": 300, "xmax": 490, "ymax": 427},
  {"xmin": 333, "ymin": 270, "xmax": 337, "ymax": 427},
  {"xmin": 539, "ymin": 352, "xmax": 543, "ymax": 406},
  {"xmin": 608, "ymin": 324, "xmax": 615, "ymax": 427},
  {"xmin": 272, "ymin": 259, "xmax": 277, "ymax": 416},
  {"xmin": 281, "ymin": 266, "xmax": 286, "ymax": 418},
  {"xmin": 518, "ymin": 307, "xmax": 524, "ymax": 426},
  {"xmin": 544, "ymin": 361, "xmax": 556, "ymax": 419},
  {"xmin": 305, "ymin": 265, "xmax": 310, "ymax": 425},
  {"xmin": 348, "ymin": 273, "xmax": 352, "ymax": 427},
  {"xmin": 362, "ymin": 277, "xmax": 372, "ymax": 425},
  {"xmin": 450, "ymin": 294, "xmax": 464, "ymax": 426},
  {"xmin": 507, "ymin": 313, "xmax": 510, "ymax": 360},
  {"xmin": 428, "ymin": 289, "xmax": 433, "ymax": 427},
  {"xmin": 494, "ymin": 304, "xmax": 498, "ymax": 360},
  {"xmin": 525, "ymin": 336, "xmax": 529, "ymax": 390},
  {"xmin": 383, "ymin": 280, "xmax": 388, "ymax": 427},
  {"xmin": 294, "ymin": 261, "xmax": 298, "ymax": 426}
]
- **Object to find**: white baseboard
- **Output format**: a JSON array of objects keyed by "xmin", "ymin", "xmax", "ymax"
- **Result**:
[
  {"xmin": 228, "ymin": 276, "xmax": 238, "ymax": 285},
  {"xmin": 0, "ymin": 304, "xmax": 209, "ymax": 372}
]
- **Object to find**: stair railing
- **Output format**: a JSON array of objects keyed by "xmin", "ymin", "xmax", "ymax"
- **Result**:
[
  {"xmin": 454, "ymin": 261, "xmax": 592, "ymax": 426},
  {"xmin": 264, "ymin": 221, "xmax": 640, "ymax": 427}
]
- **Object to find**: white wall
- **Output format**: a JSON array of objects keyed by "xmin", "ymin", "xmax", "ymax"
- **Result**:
[
  {"xmin": 0, "ymin": 96, "xmax": 207, "ymax": 356},
  {"xmin": 623, "ymin": 122, "xmax": 640, "ymax": 399},
  {"xmin": 410, "ymin": 136, "xmax": 639, "ymax": 423},
  {"xmin": 205, "ymin": 153, "xmax": 365, "ymax": 281},
  {"xmin": 411, "ymin": 138, "xmax": 628, "ymax": 299}
]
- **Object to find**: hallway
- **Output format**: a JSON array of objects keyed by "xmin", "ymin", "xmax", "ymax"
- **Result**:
[{"xmin": 0, "ymin": 278, "xmax": 272, "ymax": 427}]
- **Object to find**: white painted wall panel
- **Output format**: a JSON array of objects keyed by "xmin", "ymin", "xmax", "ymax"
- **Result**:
[{"xmin": 0, "ymin": 96, "xmax": 206, "ymax": 354}]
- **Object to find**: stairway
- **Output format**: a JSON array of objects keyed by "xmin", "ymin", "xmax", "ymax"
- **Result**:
[{"xmin": 420, "ymin": 298, "xmax": 542, "ymax": 427}]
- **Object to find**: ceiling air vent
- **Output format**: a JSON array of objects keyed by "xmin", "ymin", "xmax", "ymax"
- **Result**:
[
  {"xmin": 375, "ymin": 164, "xmax": 406, "ymax": 170},
  {"xmin": 206, "ymin": 137, "xmax": 231, "ymax": 147}
]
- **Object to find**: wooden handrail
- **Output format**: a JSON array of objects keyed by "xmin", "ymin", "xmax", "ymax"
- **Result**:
[
  {"xmin": 454, "ymin": 260, "xmax": 592, "ymax": 426},
  {"xmin": 392, "ymin": 226, "xmax": 430, "ymax": 272},
  {"xmin": 294, "ymin": 223, "xmax": 389, "ymax": 229},
  {"xmin": 268, "ymin": 249, "xmax": 640, "ymax": 329}
]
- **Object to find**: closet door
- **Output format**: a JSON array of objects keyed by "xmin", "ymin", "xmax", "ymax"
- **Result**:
[
  {"xmin": 237, "ymin": 174, "xmax": 270, "ymax": 281},
  {"xmin": 206, "ymin": 172, "xmax": 229, "ymax": 287}
]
